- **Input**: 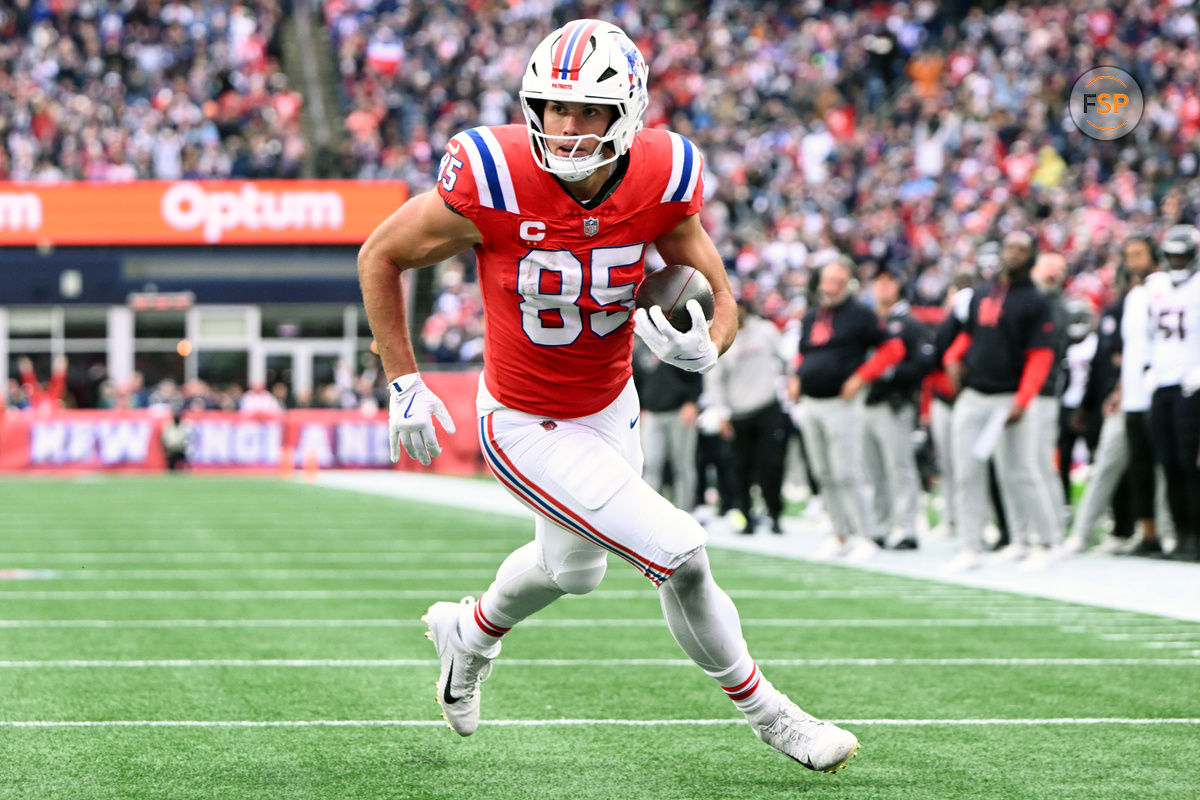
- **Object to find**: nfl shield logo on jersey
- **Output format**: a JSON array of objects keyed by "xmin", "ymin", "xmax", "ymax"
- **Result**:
[{"xmin": 583, "ymin": 217, "xmax": 599, "ymax": 236}]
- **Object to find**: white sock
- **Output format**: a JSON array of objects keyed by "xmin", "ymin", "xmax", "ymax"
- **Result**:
[
  {"xmin": 708, "ymin": 658, "xmax": 780, "ymax": 725},
  {"xmin": 658, "ymin": 550, "xmax": 782, "ymax": 725},
  {"xmin": 458, "ymin": 541, "xmax": 563, "ymax": 654}
]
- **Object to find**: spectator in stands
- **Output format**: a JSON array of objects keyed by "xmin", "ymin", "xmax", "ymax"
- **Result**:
[
  {"xmin": 4, "ymin": 378, "xmax": 28, "ymax": 411},
  {"xmin": 17, "ymin": 356, "xmax": 66, "ymax": 414},
  {"xmin": 239, "ymin": 381, "xmax": 282, "ymax": 414},
  {"xmin": 1, "ymin": 0, "xmax": 301, "ymax": 181}
]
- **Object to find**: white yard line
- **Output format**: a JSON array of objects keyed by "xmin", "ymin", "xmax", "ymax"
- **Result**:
[
  {"xmin": 0, "ymin": 657, "xmax": 1196, "ymax": 668},
  {"xmin": 0, "ymin": 552, "xmax": 510, "ymax": 563},
  {"xmin": 1, "ymin": 717, "xmax": 1197, "ymax": 729},
  {"xmin": 0, "ymin": 616, "xmax": 1157, "ymax": 629},
  {"xmin": 0, "ymin": 569, "xmax": 503, "ymax": 580}
]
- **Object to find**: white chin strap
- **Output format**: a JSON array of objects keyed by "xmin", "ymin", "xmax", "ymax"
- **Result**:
[
  {"xmin": 545, "ymin": 150, "xmax": 603, "ymax": 182},
  {"xmin": 1169, "ymin": 268, "xmax": 1194, "ymax": 285}
]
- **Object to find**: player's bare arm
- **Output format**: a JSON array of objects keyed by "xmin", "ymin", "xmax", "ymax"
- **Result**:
[
  {"xmin": 654, "ymin": 213, "xmax": 737, "ymax": 354},
  {"xmin": 357, "ymin": 190, "xmax": 482, "ymax": 378}
]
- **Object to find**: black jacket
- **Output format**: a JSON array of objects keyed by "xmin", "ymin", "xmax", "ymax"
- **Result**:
[{"xmin": 865, "ymin": 301, "xmax": 935, "ymax": 407}]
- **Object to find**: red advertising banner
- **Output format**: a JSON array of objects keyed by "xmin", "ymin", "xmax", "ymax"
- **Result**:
[
  {"xmin": 0, "ymin": 372, "xmax": 487, "ymax": 474},
  {"xmin": 0, "ymin": 180, "xmax": 408, "ymax": 246},
  {"xmin": 0, "ymin": 409, "xmax": 168, "ymax": 472}
]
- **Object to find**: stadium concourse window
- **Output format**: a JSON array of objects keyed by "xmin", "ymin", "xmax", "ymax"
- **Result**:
[
  {"xmin": 63, "ymin": 307, "xmax": 108, "ymax": 340},
  {"xmin": 135, "ymin": 310, "xmax": 187, "ymax": 341},
  {"xmin": 197, "ymin": 351, "xmax": 249, "ymax": 391},
  {"xmin": 260, "ymin": 306, "xmax": 347, "ymax": 340},
  {"xmin": 7, "ymin": 307, "xmax": 57, "ymax": 341},
  {"xmin": 134, "ymin": 352, "xmax": 186, "ymax": 391}
]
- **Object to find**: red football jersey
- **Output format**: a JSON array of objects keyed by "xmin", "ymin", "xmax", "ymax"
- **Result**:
[{"xmin": 436, "ymin": 124, "xmax": 704, "ymax": 418}]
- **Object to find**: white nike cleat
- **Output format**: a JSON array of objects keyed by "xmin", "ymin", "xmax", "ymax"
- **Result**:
[
  {"xmin": 1059, "ymin": 534, "xmax": 1087, "ymax": 555},
  {"xmin": 753, "ymin": 700, "xmax": 859, "ymax": 773},
  {"xmin": 422, "ymin": 597, "xmax": 498, "ymax": 737},
  {"xmin": 811, "ymin": 535, "xmax": 847, "ymax": 561},
  {"xmin": 1018, "ymin": 545, "xmax": 1063, "ymax": 572},
  {"xmin": 989, "ymin": 542, "xmax": 1029, "ymax": 563},
  {"xmin": 843, "ymin": 536, "xmax": 881, "ymax": 563},
  {"xmin": 939, "ymin": 549, "xmax": 982, "ymax": 574}
]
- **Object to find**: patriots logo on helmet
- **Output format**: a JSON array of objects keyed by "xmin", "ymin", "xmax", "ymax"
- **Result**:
[{"xmin": 616, "ymin": 35, "xmax": 645, "ymax": 94}]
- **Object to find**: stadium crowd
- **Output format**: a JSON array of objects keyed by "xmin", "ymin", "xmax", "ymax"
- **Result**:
[
  {"xmin": 315, "ymin": 0, "xmax": 1200, "ymax": 360},
  {"xmin": 0, "ymin": 0, "xmax": 306, "ymax": 181}
]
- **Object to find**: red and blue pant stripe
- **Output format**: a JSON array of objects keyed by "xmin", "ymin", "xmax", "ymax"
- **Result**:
[{"xmin": 478, "ymin": 413, "xmax": 673, "ymax": 585}]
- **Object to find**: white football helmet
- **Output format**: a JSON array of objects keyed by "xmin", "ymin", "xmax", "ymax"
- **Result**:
[
  {"xmin": 1161, "ymin": 224, "xmax": 1199, "ymax": 285},
  {"xmin": 519, "ymin": 19, "xmax": 648, "ymax": 182}
]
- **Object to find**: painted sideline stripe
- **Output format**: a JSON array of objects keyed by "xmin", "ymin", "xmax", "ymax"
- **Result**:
[
  {"xmin": 0, "ymin": 617, "xmax": 1161, "ymax": 629},
  {"xmin": 0, "ymin": 657, "xmax": 1196, "ymax": 668},
  {"xmin": 1, "ymin": 718, "xmax": 1197, "ymax": 729}
]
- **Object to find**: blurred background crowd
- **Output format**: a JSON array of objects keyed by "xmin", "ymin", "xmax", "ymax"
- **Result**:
[
  {"xmin": 2, "ymin": 1, "xmax": 1196, "ymax": 366},
  {"xmin": 319, "ymin": 0, "xmax": 1200, "ymax": 361},
  {"xmin": 0, "ymin": 0, "xmax": 305, "ymax": 181}
]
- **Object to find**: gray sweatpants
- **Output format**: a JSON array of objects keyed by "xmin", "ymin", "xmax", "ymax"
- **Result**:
[
  {"xmin": 640, "ymin": 409, "xmax": 698, "ymax": 510},
  {"xmin": 1033, "ymin": 395, "xmax": 1069, "ymax": 525},
  {"xmin": 1069, "ymin": 411, "xmax": 1128, "ymax": 542},
  {"xmin": 798, "ymin": 395, "xmax": 878, "ymax": 541},
  {"xmin": 930, "ymin": 397, "xmax": 956, "ymax": 532},
  {"xmin": 863, "ymin": 402, "xmax": 921, "ymax": 542},
  {"xmin": 951, "ymin": 388, "xmax": 1062, "ymax": 552},
  {"xmin": 1067, "ymin": 411, "xmax": 1178, "ymax": 544}
]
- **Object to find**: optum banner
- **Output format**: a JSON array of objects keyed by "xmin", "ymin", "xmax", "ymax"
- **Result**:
[{"xmin": 0, "ymin": 180, "xmax": 408, "ymax": 246}]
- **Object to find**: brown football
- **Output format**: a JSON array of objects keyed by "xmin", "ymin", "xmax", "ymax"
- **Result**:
[{"xmin": 635, "ymin": 265, "xmax": 715, "ymax": 332}]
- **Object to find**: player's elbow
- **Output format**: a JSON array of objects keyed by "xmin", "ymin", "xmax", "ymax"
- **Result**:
[{"xmin": 357, "ymin": 236, "xmax": 401, "ymax": 286}]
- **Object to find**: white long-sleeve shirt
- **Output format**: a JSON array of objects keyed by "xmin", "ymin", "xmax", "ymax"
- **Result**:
[
  {"xmin": 704, "ymin": 315, "xmax": 785, "ymax": 419},
  {"xmin": 1120, "ymin": 285, "xmax": 1152, "ymax": 412}
]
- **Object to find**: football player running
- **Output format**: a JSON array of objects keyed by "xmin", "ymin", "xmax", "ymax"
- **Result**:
[{"xmin": 357, "ymin": 20, "xmax": 858, "ymax": 773}]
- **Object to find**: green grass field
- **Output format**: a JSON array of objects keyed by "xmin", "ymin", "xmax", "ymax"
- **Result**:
[{"xmin": 0, "ymin": 476, "xmax": 1197, "ymax": 800}]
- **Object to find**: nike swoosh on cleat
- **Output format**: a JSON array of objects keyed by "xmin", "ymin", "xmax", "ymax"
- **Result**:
[
  {"xmin": 403, "ymin": 395, "xmax": 416, "ymax": 420},
  {"xmin": 442, "ymin": 657, "xmax": 462, "ymax": 704},
  {"xmin": 629, "ymin": 417, "xmax": 638, "ymax": 428},
  {"xmin": 674, "ymin": 355, "xmax": 705, "ymax": 361}
]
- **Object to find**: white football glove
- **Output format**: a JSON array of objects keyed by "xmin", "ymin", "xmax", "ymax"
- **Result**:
[
  {"xmin": 1182, "ymin": 366, "xmax": 1200, "ymax": 397},
  {"xmin": 633, "ymin": 299, "xmax": 718, "ymax": 374},
  {"xmin": 387, "ymin": 373, "xmax": 456, "ymax": 466}
]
